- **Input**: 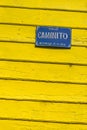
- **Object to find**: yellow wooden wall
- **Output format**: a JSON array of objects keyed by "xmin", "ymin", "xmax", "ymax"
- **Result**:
[{"xmin": 0, "ymin": 0, "xmax": 87, "ymax": 129}]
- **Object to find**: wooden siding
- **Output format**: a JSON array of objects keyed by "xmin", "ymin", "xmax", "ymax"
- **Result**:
[{"xmin": 0, "ymin": 0, "xmax": 87, "ymax": 129}]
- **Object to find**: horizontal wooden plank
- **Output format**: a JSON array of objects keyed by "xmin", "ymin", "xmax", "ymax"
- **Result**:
[
  {"xmin": 0, "ymin": 61, "xmax": 87, "ymax": 84},
  {"xmin": 0, "ymin": 8, "xmax": 87, "ymax": 28},
  {"xmin": 0, "ymin": 25, "xmax": 35, "ymax": 43},
  {"xmin": 0, "ymin": 0, "xmax": 87, "ymax": 12},
  {"xmin": 0, "ymin": 120, "xmax": 87, "ymax": 130},
  {"xmin": 0, "ymin": 42, "xmax": 87, "ymax": 65},
  {"xmin": 0, "ymin": 100, "xmax": 87, "ymax": 123},
  {"xmin": 0, "ymin": 25, "xmax": 87, "ymax": 46},
  {"xmin": 0, "ymin": 80, "xmax": 87, "ymax": 103}
]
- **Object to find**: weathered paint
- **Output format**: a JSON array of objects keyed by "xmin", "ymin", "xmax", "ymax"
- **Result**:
[{"xmin": 0, "ymin": 0, "xmax": 87, "ymax": 129}]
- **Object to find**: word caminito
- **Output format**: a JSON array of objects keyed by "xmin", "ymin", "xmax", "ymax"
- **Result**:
[{"xmin": 38, "ymin": 32, "xmax": 69, "ymax": 40}]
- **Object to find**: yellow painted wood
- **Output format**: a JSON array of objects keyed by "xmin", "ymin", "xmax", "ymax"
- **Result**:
[
  {"xmin": 0, "ymin": 80, "xmax": 87, "ymax": 103},
  {"xmin": 0, "ymin": 61, "xmax": 87, "ymax": 84},
  {"xmin": 0, "ymin": 0, "xmax": 87, "ymax": 12},
  {"xmin": 0, "ymin": 25, "xmax": 35, "ymax": 43},
  {"xmin": 0, "ymin": 25, "xmax": 87, "ymax": 46},
  {"xmin": 0, "ymin": 42, "xmax": 87, "ymax": 65},
  {"xmin": 0, "ymin": 100, "xmax": 87, "ymax": 123},
  {"xmin": 0, "ymin": 120, "xmax": 87, "ymax": 130},
  {"xmin": 0, "ymin": 8, "xmax": 87, "ymax": 28},
  {"xmin": 0, "ymin": 1, "xmax": 87, "ymax": 129}
]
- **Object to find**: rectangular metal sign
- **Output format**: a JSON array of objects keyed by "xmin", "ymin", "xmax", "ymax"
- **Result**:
[{"xmin": 36, "ymin": 26, "xmax": 71, "ymax": 48}]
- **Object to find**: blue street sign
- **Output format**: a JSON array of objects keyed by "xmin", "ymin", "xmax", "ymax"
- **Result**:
[{"xmin": 36, "ymin": 26, "xmax": 71, "ymax": 48}]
